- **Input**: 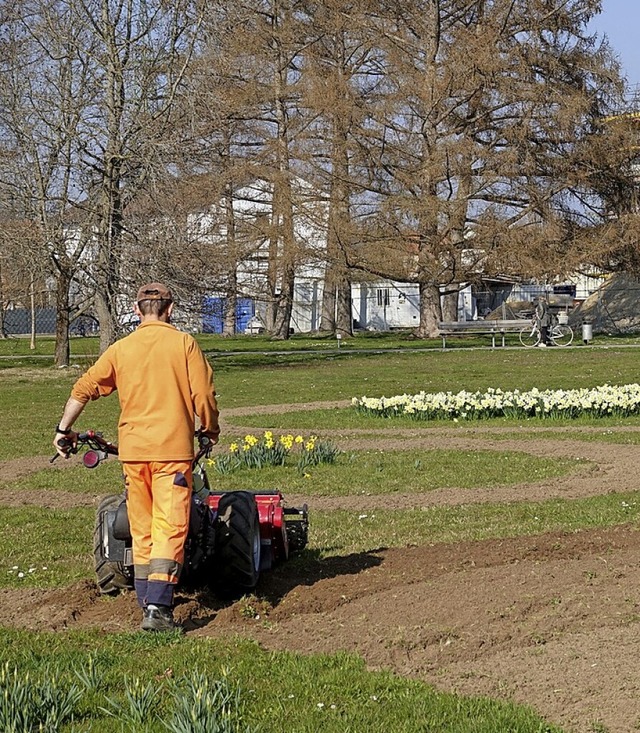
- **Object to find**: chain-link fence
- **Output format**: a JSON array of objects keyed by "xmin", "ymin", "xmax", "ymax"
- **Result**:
[{"xmin": 1, "ymin": 307, "xmax": 57, "ymax": 336}]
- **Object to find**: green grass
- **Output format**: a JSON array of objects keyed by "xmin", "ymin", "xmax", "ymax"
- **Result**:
[
  {"xmin": 3, "ymin": 338, "xmax": 640, "ymax": 410},
  {"xmin": 310, "ymin": 493, "xmax": 640, "ymax": 556},
  {"xmin": 6, "ymin": 447, "xmax": 581, "ymax": 497},
  {"xmin": 212, "ymin": 346, "xmax": 640, "ymax": 408},
  {"xmin": 0, "ymin": 330, "xmax": 441, "ymax": 358},
  {"xmin": 9, "ymin": 459, "xmax": 124, "ymax": 494},
  {"xmin": 205, "ymin": 448, "xmax": 584, "ymax": 495},
  {"xmin": 0, "ymin": 506, "xmax": 94, "ymax": 588},
  {"xmin": 0, "ymin": 369, "xmax": 119, "ymax": 460},
  {"xmin": 0, "ymin": 630, "xmax": 561, "ymax": 733},
  {"xmin": 462, "ymin": 428, "xmax": 640, "ymax": 445}
]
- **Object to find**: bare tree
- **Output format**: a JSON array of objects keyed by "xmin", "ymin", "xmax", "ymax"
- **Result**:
[
  {"xmin": 180, "ymin": 0, "xmax": 312, "ymax": 339},
  {"xmin": 0, "ymin": 0, "xmax": 204, "ymax": 356},
  {"xmin": 0, "ymin": 0, "xmax": 95, "ymax": 365},
  {"xmin": 72, "ymin": 0, "xmax": 204, "ymax": 350},
  {"xmin": 176, "ymin": 19, "xmax": 263, "ymax": 336}
]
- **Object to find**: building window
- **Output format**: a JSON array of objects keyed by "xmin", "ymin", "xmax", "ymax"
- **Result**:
[{"xmin": 377, "ymin": 288, "xmax": 390, "ymax": 307}]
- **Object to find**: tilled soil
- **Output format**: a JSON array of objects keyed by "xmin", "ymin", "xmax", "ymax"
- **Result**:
[{"xmin": 3, "ymin": 405, "xmax": 640, "ymax": 732}]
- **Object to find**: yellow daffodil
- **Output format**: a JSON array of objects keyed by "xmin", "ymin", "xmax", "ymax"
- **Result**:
[
  {"xmin": 229, "ymin": 442, "xmax": 239, "ymax": 453},
  {"xmin": 294, "ymin": 435, "xmax": 304, "ymax": 444}
]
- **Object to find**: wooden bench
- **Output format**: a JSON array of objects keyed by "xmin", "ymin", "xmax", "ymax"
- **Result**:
[{"xmin": 438, "ymin": 319, "xmax": 526, "ymax": 349}]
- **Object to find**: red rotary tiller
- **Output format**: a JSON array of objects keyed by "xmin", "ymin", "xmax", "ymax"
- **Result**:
[{"xmin": 53, "ymin": 430, "xmax": 309, "ymax": 598}]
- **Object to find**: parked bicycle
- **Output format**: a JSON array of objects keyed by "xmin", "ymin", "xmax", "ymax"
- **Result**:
[{"xmin": 519, "ymin": 320, "xmax": 574, "ymax": 347}]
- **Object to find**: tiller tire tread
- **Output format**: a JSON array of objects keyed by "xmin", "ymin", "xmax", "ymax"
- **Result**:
[
  {"xmin": 213, "ymin": 491, "xmax": 261, "ymax": 597},
  {"xmin": 94, "ymin": 494, "xmax": 134, "ymax": 595}
]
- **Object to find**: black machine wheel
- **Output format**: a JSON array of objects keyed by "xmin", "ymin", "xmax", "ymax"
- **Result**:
[
  {"xmin": 213, "ymin": 491, "xmax": 261, "ymax": 597},
  {"xmin": 94, "ymin": 494, "xmax": 134, "ymax": 595}
]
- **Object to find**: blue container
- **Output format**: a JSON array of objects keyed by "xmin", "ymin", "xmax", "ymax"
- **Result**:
[{"xmin": 203, "ymin": 297, "xmax": 255, "ymax": 334}]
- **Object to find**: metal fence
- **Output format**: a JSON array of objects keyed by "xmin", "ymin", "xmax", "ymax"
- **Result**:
[{"xmin": 1, "ymin": 308, "xmax": 57, "ymax": 336}]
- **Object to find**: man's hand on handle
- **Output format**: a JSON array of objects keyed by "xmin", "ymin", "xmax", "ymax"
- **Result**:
[
  {"xmin": 53, "ymin": 427, "xmax": 79, "ymax": 459},
  {"xmin": 196, "ymin": 429, "xmax": 219, "ymax": 457},
  {"xmin": 52, "ymin": 397, "xmax": 86, "ymax": 460}
]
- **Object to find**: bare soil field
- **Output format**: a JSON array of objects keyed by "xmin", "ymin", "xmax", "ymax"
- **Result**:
[{"xmin": 3, "ymin": 404, "xmax": 640, "ymax": 732}]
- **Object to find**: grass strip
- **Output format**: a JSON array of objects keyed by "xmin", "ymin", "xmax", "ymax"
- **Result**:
[
  {"xmin": 0, "ymin": 507, "xmax": 94, "ymax": 588},
  {"xmin": 311, "ymin": 493, "xmax": 640, "ymax": 557},
  {"xmin": 0, "ymin": 629, "xmax": 562, "ymax": 732},
  {"xmin": 205, "ymin": 449, "xmax": 583, "ymax": 496},
  {"xmin": 8, "ymin": 460, "xmax": 125, "ymax": 495},
  {"xmin": 213, "ymin": 347, "xmax": 640, "ymax": 408},
  {"xmin": 462, "ymin": 429, "xmax": 640, "ymax": 445}
]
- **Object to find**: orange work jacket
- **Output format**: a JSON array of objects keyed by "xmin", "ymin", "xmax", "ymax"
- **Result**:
[{"xmin": 71, "ymin": 321, "xmax": 219, "ymax": 461}]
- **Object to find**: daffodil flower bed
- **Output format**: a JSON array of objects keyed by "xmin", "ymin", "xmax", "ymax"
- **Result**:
[
  {"xmin": 352, "ymin": 383, "xmax": 640, "ymax": 421},
  {"xmin": 208, "ymin": 431, "xmax": 340, "ymax": 474}
]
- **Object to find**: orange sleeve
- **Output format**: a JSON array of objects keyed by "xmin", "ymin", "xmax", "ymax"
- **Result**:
[
  {"xmin": 186, "ymin": 338, "xmax": 220, "ymax": 440},
  {"xmin": 71, "ymin": 346, "xmax": 118, "ymax": 404}
]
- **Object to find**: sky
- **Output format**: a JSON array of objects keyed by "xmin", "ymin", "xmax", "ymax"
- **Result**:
[{"xmin": 588, "ymin": 0, "xmax": 640, "ymax": 85}]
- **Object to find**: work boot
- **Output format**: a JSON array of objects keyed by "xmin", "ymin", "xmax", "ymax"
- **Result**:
[{"xmin": 141, "ymin": 604, "xmax": 177, "ymax": 632}]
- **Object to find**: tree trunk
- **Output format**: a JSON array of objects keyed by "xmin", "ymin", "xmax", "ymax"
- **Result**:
[
  {"xmin": 54, "ymin": 270, "xmax": 71, "ymax": 367},
  {"xmin": 94, "ymin": 0, "xmax": 126, "ymax": 353},
  {"xmin": 93, "ymin": 166, "xmax": 122, "ymax": 351},
  {"xmin": 0, "ymin": 261, "xmax": 6, "ymax": 338},
  {"xmin": 270, "ymin": 18, "xmax": 296, "ymax": 341},
  {"xmin": 441, "ymin": 289, "xmax": 458, "ymax": 321},
  {"xmin": 272, "ymin": 265, "xmax": 294, "ymax": 339},
  {"xmin": 415, "ymin": 282, "xmax": 441, "ymax": 338},
  {"xmin": 320, "ymin": 281, "xmax": 337, "ymax": 332},
  {"xmin": 335, "ymin": 275, "xmax": 352, "ymax": 336},
  {"xmin": 223, "ymin": 285, "xmax": 237, "ymax": 336},
  {"xmin": 222, "ymin": 182, "xmax": 238, "ymax": 337},
  {"xmin": 320, "ymin": 97, "xmax": 351, "ymax": 334},
  {"xmin": 94, "ymin": 277, "xmax": 118, "ymax": 352},
  {"xmin": 264, "ymin": 232, "xmax": 278, "ymax": 333}
]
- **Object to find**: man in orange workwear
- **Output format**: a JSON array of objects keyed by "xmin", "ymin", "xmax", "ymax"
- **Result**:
[{"xmin": 53, "ymin": 283, "xmax": 220, "ymax": 632}]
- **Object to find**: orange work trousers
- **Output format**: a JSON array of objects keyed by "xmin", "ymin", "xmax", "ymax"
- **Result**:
[{"xmin": 122, "ymin": 461, "xmax": 192, "ymax": 608}]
